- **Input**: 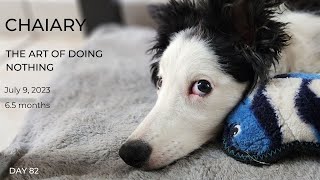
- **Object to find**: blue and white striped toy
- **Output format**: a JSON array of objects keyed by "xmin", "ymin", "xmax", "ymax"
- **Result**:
[{"xmin": 223, "ymin": 73, "xmax": 320, "ymax": 165}]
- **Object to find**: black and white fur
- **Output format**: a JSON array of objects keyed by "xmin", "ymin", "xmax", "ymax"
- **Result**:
[{"xmin": 119, "ymin": 0, "xmax": 320, "ymax": 170}]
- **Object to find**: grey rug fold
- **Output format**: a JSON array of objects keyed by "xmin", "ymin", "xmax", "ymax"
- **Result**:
[{"xmin": 1, "ymin": 26, "xmax": 319, "ymax": 180}]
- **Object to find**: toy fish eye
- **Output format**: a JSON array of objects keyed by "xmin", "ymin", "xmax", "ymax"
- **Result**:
[{"xmin": 230, "ymin": 124, "xmax": 241, "ymax": 137}]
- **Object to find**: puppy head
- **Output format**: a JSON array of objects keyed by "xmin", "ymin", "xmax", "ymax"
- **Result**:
[{"xmin": 120, "ymin": 0, "xmax": 289, "ymax": 169}]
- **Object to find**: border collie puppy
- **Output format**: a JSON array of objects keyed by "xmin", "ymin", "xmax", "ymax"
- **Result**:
[{"xmin": 119, "ymin": 0, "xmax": 320, "ymax": 169}]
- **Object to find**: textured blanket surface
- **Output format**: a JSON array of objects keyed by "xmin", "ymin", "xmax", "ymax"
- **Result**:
[{"xmin": 1, "ymin": 26, "xmax": 320, "ymax": 180}]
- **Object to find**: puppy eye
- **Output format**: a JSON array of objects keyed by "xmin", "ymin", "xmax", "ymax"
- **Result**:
[
  {"xmin": 157, "ymin": 77, "xmax": 162, "ymax": 90},
  {"xmin": 230, "ymin": 125, "xmax": 241, "ymax": 137},
  {"xmin": 191, "ymin": 80, "xmax": 213, "ymax": 96}
]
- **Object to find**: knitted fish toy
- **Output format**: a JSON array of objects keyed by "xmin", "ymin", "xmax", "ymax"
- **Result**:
[{"xmin": 223, "ymin": 73, "xmax": 320, "ymax": 165}]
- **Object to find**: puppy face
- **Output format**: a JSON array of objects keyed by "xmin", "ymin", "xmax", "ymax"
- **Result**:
[
  {"xmin": 119, "ymin": 0, "xmax": 289, "ymax": 169},
  {"xmin": 126, "ymin": 30, "xmax": 247, "ymax": 169}
]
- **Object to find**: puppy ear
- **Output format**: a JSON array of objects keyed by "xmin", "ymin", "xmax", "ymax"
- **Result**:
[
  {"xmin": 208, "ymin": 0, "xmax": 289, "ymax": 87},
  {"xmin": 231, "ymin": 0, "xmax": 255, "ymax": 45},
  {"xmin": 230, "ymin": 0, "xmax": 284, "ymax": 46}
]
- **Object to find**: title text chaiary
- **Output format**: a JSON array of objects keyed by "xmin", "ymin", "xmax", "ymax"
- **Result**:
[{"xmin": 5, "ymin": 19, "xmax": 86, "ymax": 31}]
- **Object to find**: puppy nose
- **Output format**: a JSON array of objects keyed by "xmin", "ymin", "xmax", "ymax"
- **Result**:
[{"xmin": 119, "ymin": 140, "xmax": 152, "ymax": 168}]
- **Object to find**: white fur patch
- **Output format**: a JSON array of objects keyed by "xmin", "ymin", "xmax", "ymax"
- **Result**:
[{"xmin": 276, "ymin": 12, "xmax": 320, "ymax": 75}]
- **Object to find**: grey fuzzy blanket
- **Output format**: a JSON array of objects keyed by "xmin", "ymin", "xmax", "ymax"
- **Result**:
[{"xmin": 1, "ymin": 26, "xmax": 319, "ymax": 180}]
